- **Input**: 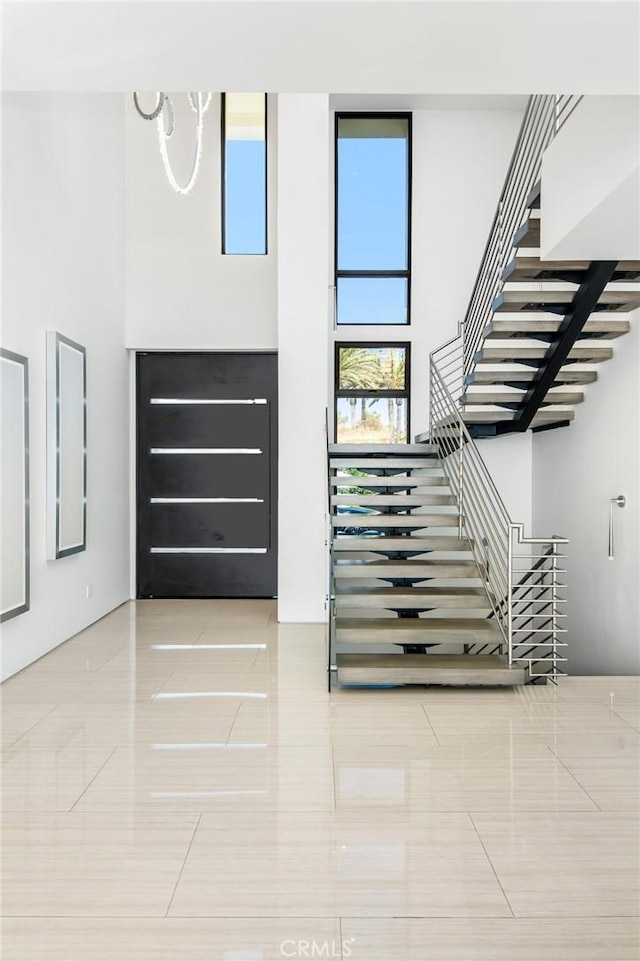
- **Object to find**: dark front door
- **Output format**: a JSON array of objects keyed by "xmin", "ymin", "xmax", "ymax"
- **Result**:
[{"xmin": 137, "ymin": 352, "xmax": 277, "ymax": 598}]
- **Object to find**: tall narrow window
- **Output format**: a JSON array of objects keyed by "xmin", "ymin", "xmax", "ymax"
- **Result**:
[
  {"xmin": 222, "ymin": 93, "xmax": 267, "ymax": 255},
  {"xmin": 335, "ymin": 114, "xmax": 411, "ymax": 324},
  {"xmin": 335, "ymin": 344, "xmax": 410, "ymax": 444}
]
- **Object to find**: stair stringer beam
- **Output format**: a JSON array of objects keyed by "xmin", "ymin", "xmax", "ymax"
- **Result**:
[{"xmin": 496, "ymin": 260, "xmax": 618, "ymax": 434}]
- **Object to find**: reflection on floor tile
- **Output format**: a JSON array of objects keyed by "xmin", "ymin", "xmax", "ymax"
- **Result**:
[
  {"xmin": 1, "ymin": 918, "xmax": 342, "ymax": 961},
  {"xmin": 342, "ymin": 917, "xmax": 640, "ymax": 960},
  {"xmin": 1, "ymin": 599, "xmax": 638, "ymax": 959},
  {"xmin": 168, "ymin": 811, "xmax": 511, "ymax": 918},
  {"xmin": 472, "ymin": 811, "xmax": 640, "ymax": 917}
]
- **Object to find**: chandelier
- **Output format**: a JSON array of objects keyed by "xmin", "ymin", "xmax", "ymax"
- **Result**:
[{"xmin": 132, "ymin": 92, "xmax": 212, "ymax": 195}]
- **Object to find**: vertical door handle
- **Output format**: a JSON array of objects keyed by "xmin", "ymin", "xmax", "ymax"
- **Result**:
[{"xmin": 608, "ymin": 495, "xmax": 626, "ymax": 560}]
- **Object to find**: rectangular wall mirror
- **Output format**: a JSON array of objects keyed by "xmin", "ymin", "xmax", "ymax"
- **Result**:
[
  {"xmin": 47, "ymin": 332, "xmax": 87, "ymax": 559},
  {"xmin": 1, "ymin": 348, "xmax": 30, "ymax": 622}
]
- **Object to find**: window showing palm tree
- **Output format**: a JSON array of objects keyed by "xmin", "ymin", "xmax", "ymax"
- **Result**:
[{"xmin": 335, "ymin": 344, "xmax": 409, "ymax": 444}]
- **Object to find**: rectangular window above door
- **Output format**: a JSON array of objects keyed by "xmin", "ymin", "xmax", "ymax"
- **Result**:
[{"xmin": 335, "ymin": 113, "xmax": 411, "ymax": 325}]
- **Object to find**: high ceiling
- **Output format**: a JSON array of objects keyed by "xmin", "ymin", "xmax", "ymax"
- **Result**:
[{"xmin": 3, "ymin": 2, "xmax": 638, "ymax": 94}]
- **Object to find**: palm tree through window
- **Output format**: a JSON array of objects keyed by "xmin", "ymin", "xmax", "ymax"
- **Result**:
[{"xmin": 335, "ymin": 344, "xmax": 409, "ymax": 444}]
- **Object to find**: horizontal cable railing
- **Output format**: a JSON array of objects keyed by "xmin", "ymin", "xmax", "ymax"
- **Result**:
[
  {"xmin": 462, "ymin": 93, "xmax": 583, "ymax": 377},
  {"xmin": 429, "ymin": 345, "xmax": 568, "ymax": 681},
  {"xmin": 555, "ymin": 94, "xmax": 584, "ymax": 133}
]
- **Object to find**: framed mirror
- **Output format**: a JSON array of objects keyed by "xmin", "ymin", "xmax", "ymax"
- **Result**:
[
  {"xmin": 1, "ymin": 349, "xmax": 30, "ymax": 622},
  {"xmin": 47, "ymin": 332, "xmax": 87, "ymax": 559}
]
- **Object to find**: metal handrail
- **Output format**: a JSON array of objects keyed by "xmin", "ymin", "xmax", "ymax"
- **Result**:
[
  {"xmin": 461, "ymin": 94, "xmax": 583, "ymax": 377},
  {"xmin": 325, "ymin": 410, "xmax": 336, "ymax": 689},
  {"xmin": 429, "ymin": 344, "xmax": 568, "ymax": 680}
]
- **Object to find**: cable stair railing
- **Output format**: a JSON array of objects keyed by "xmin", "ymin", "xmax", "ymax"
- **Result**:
[
  {"xmin": 421, "ymin": 94, "xmax": 590, "ymax": 681},
  {"xmin": 457, "ymin": 92, "xmax": 640, "ymax": 438},
  {"xmin": 430, "ymin": 336, "xmax": 568, "ymax": 682},
  {"xmin": 324, "ymin": 95, "xmax": 590, "ymax": 687},
  {"xmin": 463, "ymin": 93, "xmax": 584, "ymax": 376}
]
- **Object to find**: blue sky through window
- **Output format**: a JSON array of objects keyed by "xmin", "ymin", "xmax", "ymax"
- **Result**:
[
  {"xmin": 224, "ymin": 141, "xmax": 267, "ymax": 255},
  {"xmin": 337, "ymin": 277, "xmax": 407, "ymax": 325},
  {"xmin": 337, "ymin": 135, "xmax": 408, "ymax": 271},
  {"xmin": 336, "ymin": 118, "xmax": 409, "ymax": 324}
]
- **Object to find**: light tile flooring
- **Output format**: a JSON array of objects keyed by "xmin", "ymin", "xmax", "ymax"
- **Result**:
[{"xmin": 1, "ymin": 599, "xmax": 639, "ymax": 960}]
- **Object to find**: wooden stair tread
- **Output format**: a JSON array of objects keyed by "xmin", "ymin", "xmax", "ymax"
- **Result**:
[
  {"xmin": 333, "ymin": 513, "xmax": 459, "ymax": 529},
  {"xmin": 462, "ymin": 408, "xmax": 575, "ymax": 424},
  {"xmin": 333, "ymin": 559, "xmax": 479, "ymax": 577},
  {"xmin": 336, "ymin": 653, "xmax": 525, "ymax": 687},
  {"xmin": 332, "ymin": 494, "xmax": 454, "ymax": 507},
  {"xmin": 330, "ymin": 458, "xmax": 442, "ymax": 470},
  {"xmin": 494, "ymin": 289, "xmax": 640, "ymax": 314},
  {"xmin": 334, "ymin": 536, "xmax": 473, "ymax": 552},
  {"xmin": 462, "ymin": 389, "xmax": 583, "ymax": 406},
  {"xmin": 336, "ymin": 586, "xmax": 489, "ymax": 605},
  {"xmin": 467, "ymin": 366, "xmax": 597, "ymax": 385},
  {"xmin": 335, "ymin": 617, "xmax": 502, "ymax": 639},
  {"xmin": 331, "ymin": 475, "xmax": 446, "ymax": 488},
  {"xmin": 476, "ymin": 343, "xmax": 612, "ymax": 362},
  {"xmin": 484, "ymin": 317, "xmax": 630, "ymax": 339},
  {"xmin": 503, "ymin": 256, "xmax": 640, "ymax": 284},
  {"xmin": 329, "ymin": 443, "xmax": 436, "ymax": 455},
  {"xmin": 512, "ymin": 216, "xmax": 541, "ymax": 249}
]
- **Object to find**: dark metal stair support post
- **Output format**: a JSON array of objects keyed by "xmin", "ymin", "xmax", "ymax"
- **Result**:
[{"xmin": 497, "ymin": 261, "xmax": 618, "ymax": 434}]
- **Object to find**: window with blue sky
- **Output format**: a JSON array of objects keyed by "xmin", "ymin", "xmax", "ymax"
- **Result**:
[
  {"xmin": 335, "ymin": 114, "xmax": 411, "ymax": 324},
  {"xmin": 222, "ymin": 93, "xmax": 267, "ymax": 255}
]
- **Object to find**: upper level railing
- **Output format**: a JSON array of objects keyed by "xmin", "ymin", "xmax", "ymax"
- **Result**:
[
  {"xmin": 462, "ymin": 93, "xmax": 583, "ymax": 376},
  {"xmin": 430, "ymin": 336, "xmax": 568, "ymax": 681}
]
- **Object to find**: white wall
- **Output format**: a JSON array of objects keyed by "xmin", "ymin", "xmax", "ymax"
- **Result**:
[
  {"xmin": 541, "ymin": 96, "xmax": 640, "ymax": 261},
  {"xmin": 4, "ymin": 3, "xmax": 639, "ymax": 96},
  {"xmin": 125, "ymin": 94, "xmax": 277, "ymax": 350},
  {"xmin": 330, "ymin": 105, "xmax": 523, "ymax": 459},
  {"xmin": 478, "ymin": 433, "xmax": 533, "ymax": 535},
  {"xmin": 532, "ymin": 311, "xmax": 640, "ymax": 675},
  {"xmin": 277, "ymin": 94, "xmax": 330, "ymax": 623},
  {"xmin": 0, "ymin": 93, "xmax": 130, "ymax": 681},
  {"xmin": 123, "ymin": 97, "xmax": 526, "ymax": 622}
]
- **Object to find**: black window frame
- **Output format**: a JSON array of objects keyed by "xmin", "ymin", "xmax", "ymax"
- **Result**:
[
  {"xmin": 334, "ymin": 341, "xmax": 411, "ymax": 444},
  {"xmin": 334, "ymin": 111, "xmax": 412, "ymax": 326},
  {"xmin": 221, "ymin": 92, "xmax": 268, "ymax": 256}
]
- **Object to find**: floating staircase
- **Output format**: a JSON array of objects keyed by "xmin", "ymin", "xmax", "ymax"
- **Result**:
[
  {"xmin": 462, "ymin": 184, "xmax": 640, "ymax": 436},
  {"xmin": 328, "ymin": 443, "xmax": 526, "ymax": 687}
]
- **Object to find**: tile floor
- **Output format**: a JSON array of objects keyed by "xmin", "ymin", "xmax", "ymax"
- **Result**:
[{"xmin": 1, "ymin": 599, "xmax": 639, "ymax": 960}]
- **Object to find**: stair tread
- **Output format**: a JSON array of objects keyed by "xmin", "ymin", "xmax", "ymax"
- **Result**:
[
  {"xmin": 333, "ymin": 514, "xmax": 459, "ymax": 528},
  {"xmin": 335, "ymin": 584, "xmax": 484, "ymax": 617},
  {"xmin": 332, "ymin": 494, "xmax": 455, "ymax": 506},
  {"xmin": 503, "ymin": 256, "xmax": 640, "ymax": 284},
  {"xmin": 462, "ymin": 389, "xmax": 583, "ymax": 406},
  {"xmin": 336, "ymin": 617, "xmax": 502, "ymax": 637},
  {"xmin": 484, "ymin": 317, "xmax": 631, "ymax": 339},
  {"xmin": 512, "ymin": 216, "xmax": 541, "ymax": 249},
  {"xmin": 462, "ymin": 408, "xmax": 575, "ymax": 424},
  {"xmin": 330, "ymin": 458, "xmax": 442, "ymax": 470},
  {"xmin": 494, "ymin": 289, "xmax": 640, "ymax": 313},
  {"xmin": 329, "ymin": 443, "xmax": 436, "ymax": 455},
  {"xmin": 334, "ymin": 536, "xmax": 473, "ymax": 551},
  {"xmin": 334, "ymin": 559, "xmax": 479, "ymax": 577},
  {"xmin": 337, "ymin": 584, "xmax": 486, "ymax": 594},
  {"xmin": 331, "ymin": 475, "xmax": 446, "ymax": 487},
  {"xmin": 467, "ymin": 366, "xmax": 598, "ymax": 385},
  {"xmin": 477, "ymin": 343, "xmax": 613, "ymax": 362},
  {"xmin": 336, "ymin": 653, "xmax": 525, "ymax": 687}
]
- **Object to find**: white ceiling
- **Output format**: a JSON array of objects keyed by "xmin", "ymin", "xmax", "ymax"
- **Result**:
[{"xmin": 3, "ymin": 2, "xmax": 639, "ymax": 94}]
